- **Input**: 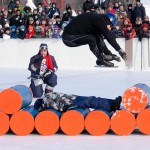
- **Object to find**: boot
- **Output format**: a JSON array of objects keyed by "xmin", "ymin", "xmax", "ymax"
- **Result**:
[
  {"xmin": 104, "ymin": 54, "xmax": 121, "ymax": 62},
  {"xmin": 111, "ymin": 96, "xmax": 122, "ymax": 112},
  {"xmin": 96, "ymin": 60, "xmax": 114, "ymax": 67}
]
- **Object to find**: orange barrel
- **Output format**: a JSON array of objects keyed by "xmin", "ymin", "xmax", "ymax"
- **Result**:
[
  {"xmin": 0, "ymin": 85, "xmax": 33, "ymax": 114},
  {"xmin": 60, "ymin": 108, "xmax": 90, "ymax": 136},
  {"xmin": 111, "ymin": 110, "xmax": 136, "ymax": 136},
  {"xmin": 85, "ymin": 109, "xmax": 111, "ymax": 136},
  {"xmin": 122, "ymin": 83, "xmax": 150, "ymax": 113},
  {"xmin": 0, "ymin": 110, "xmax": 9, "ymax": 135},
  {"xmin": 136, "ymin": 106, "xmax": 150, "ymax": 135},
  {"xmin": 35, "ymin": 109, "xmax": 61, "ymax": 136},
  {"xmin": 10, "ymin": 106, "xmax": 39, "ymax": 136}
]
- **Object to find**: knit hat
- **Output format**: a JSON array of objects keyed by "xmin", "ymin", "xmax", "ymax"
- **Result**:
[
  {"xmin": 142, "ymin": 23, "xmax": 148, "ymax": 29},
  {"xmin": 40, "ymin": 43, "xmax": 48, "ymax": 49},
  {"xmin": 53, "ymin": 25, "xmax": 59, "ymax": 30}
]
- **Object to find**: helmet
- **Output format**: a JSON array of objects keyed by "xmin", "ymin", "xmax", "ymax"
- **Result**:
[{"xmin": 105, "ymin": 13, "xmax": 117, "ymax": 26}]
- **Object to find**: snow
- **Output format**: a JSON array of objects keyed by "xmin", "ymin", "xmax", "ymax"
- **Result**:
[{"xmin": 0, "ymin": 68, "xmax": 150, "ymax": 150}]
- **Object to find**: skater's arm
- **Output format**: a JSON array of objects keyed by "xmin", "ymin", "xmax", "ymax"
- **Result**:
[{"xmin": 96, "ymin": 16, "xmax": 121, "ymax": 51}]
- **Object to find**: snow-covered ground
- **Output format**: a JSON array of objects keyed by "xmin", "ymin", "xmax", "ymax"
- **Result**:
[{"xmin": 0, "ymin": 68, "xmax": 150, "ymax": 150}]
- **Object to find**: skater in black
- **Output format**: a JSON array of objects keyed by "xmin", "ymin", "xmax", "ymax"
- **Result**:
[{"xmin": 62, "ymin": 12, "xmax": 127, "ymax": 67}]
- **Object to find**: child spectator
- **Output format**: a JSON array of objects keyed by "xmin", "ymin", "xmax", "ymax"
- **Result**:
[
  {"xmin": 139, "ymin": 23, "xmax": 150, "ymax": 41},
  {"xmin": 3, "ymin": 27, "xmax": 10, "ymax": 40},
  {"xmin": 121, "ymin": 18, "xmax": 131, "ymax": 32},
  {"xmin": 116, "ymin": 5, "xmax": 127, "ymax": 22},
  {"xmin": 134, "ymin": 17, "xmax": 143, "ymax": 36},
  {"xmin": 26, "ymin": 17, "xmax": 35, "ymax": 38},
  {"xmin": 143, "ymin": 16, "xmax": 150, "ymax": 30},
  {"xmin": 37, "ymin": 3, "xmax": 43, "ymax": 14},
  {"xmin": 1, "ymin": 10, "xmax": 9, "ymax": 27},
  {"xmin": 124, "ymin": 23, "xmax": 136, "ymax": 40},
  {"xmin": 54, "ymin": 15, "xmax": 62, "ymax": 29},
  {"xmin": 40, "ymin": 18, "xmax": 47, "ymax": 38},
  {"xmin": 10, "ymin": 25, "xmax": 17, "ymax": 38},
  {"xmin": 52, "ymin": 25, "xmax": 61, "ymax": 38},
  {"xmin": 107, "ymin": 5, "xmax": 116, "ymax": 14},
  {"xmin": 41, "ymin": 10, "xmax": 49, "ymax": 21},
  {"xmin": 34, "ymin": 19, "xmax": 42, "ymax": 38},
  {"xmin": 46, "ymin": 18, "xmax": 53, "ymax": 38},
  {"xmin": 17, "ymin": 25, "xmax": 26, "ymax": 39},
  {"xmin": 112, "ymin": 26, "xmax": 124, "ymax": 38}
]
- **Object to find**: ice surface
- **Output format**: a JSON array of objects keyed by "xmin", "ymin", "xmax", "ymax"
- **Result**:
[{"xmin": 0, "ymin": 68, "xmax": 150, "ymax": 150}]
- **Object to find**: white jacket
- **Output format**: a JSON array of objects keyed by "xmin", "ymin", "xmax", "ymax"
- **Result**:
[{"xmin": 26, "ymin": 0, "xmax": 37, "ymax": 12}]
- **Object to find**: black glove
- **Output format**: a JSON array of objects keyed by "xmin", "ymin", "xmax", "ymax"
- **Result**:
[
  {"xmin": 34, "ymin": 55, "xmax": 44, "ymax": 63},
  {"xmin": 118, "ymin": 49, "xmax": 127, "ymax": 61}
]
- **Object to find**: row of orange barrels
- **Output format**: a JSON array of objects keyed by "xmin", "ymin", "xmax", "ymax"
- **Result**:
[{"xmin": 0, "ymin": 83, "xmax": 150, "ymax": 136}]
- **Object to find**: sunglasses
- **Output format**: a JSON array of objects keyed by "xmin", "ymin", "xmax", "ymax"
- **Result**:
[{"xmin": 40, "ymin": 46, "xmax": 48, "ymax": 51}]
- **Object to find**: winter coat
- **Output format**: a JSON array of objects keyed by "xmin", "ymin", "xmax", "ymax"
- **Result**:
[{"xmin": 28, "ymin": 54, "xmax": 58, "ymax": 78}]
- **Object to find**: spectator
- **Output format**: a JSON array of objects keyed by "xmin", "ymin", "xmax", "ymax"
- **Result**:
[
  {"xmin": 26, "ymin": 0, "xmax": 37, "ymax": 12},
  {"xmin": 10, "ymin": 25, "xmax": 17, "ymax": 38},
  {"xmin": 107, "ymin": 5, "xmax": 116, "ymax": 14},
  {"xmin": 8, "ymin": 8, "xmax": 14, "ymax": 19},
  {"xmin": 134, "ymin": 17, "xmax": 143, "ymax": 36},
  {"xmin": 52, "ymin": 25, "xmax": 61, "ymax": 38},
  {"xmin": 1, "ymin": 10, "xmax": 9, "ymax": 27},
  {"xmin": 41, "ymin": 10, "xmax": 49, "ymax": 20},
  {"xmin": 48, "ymin": 2, "xmax": 60, "ymax": 18},
  {"xmin": 0, "ymin": 6, "xmax": 7, "ymax": 15},
  {"xmin": 127, "ymin": 4, "xmax": 134, "ymax": 25},
  {"xmin": 124, "ymin": 23, "xmax": 136, "ymax": 40},
  {"xmin": 32, "ymin": 9, "xmax": 41, "ymax": 21},
  {"xmin": 143, "ymin": 16, "xmax": 150, "ymax": 30},
  {"xmin": 37, "ymin": 3, "xmax": 43, "ymax": 14},
  {"xmin": 139, "ymin": 23, "xmax": 150, "ymax": 41},
  {"xmin": 26, "ymin": 17, "xmax": 35, "ymax": 38},
  {"xmin": 10, "ymin": 9, "xmax": 24, "ymax": 27},
  {"xmin": 17, "ymin": 25, "xmax": 26, "ymax": 39},
  {"xmin": 82, "ymin": 0, "xmax": 94, "ymax": 12},
  {"xmin": 46, "ymin": 18, "xmax": 53, "ymax": 38},
  {"xmin": 133, "ymin": 0, "xmax": 146, "ymax": 22},
  {"xmin": 113, "ymin": 2, "xmax": 119, "ymax": 12},
  {"xmin": 111, "ymin": 26, "xmax": 124, "ymax": 38},
  {"xmin": 15, "ymin": 0, "xmax": 24, "ymax": 12},
  {"xmin": 3, "ymin": 27, "xmax": 10, "ymax": 40},
  {"xmin": 40, "ymin": 18, "xmax": 47, "ymax": 38},
  {"xmin": 45, "ymin": 4, "xmax": 51, "ymax": 15},
  {"xmin": 63, "ymin": 4, "xmax": 77, "ymax": 17},
  {"xmin": 23, "ymin": 6, "xmax": 32, "ymax": 16},
  {"xmin": 62, "ymin": 5, "xmax": 74, "ymax": 22},
  {"xmin": 8, "ymin": 0, "xmax": 16, "ymax": 11},
  {"xmin": 121, "ymin": 18, "xmax": 131, "ymax": 32},
  {"xmin": 116, "ymin": 5, "xmax": 127, "ymax": 21},
  {"xmin": 34, "ymin": 19, "xmax": 42, "ymax": 38},
  {"xmin": 54, "ymin": 15, "xmax": 62, "ymax": 29}
]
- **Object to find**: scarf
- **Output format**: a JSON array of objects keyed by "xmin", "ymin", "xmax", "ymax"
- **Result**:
[{"xmin": 44, "ymin": 54, "xmax": 54, "ymax": 70}]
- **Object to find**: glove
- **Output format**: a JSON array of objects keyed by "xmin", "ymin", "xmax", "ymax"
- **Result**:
[
  {"xmin": 43, "ymin": 69, "xmax": 53, "ymax": 77},
  {"xmin": 118, "ymin": 49, "xmax": 127, "ymax": 61},
  {"xmin": 34, "ymin": 56, "xmax": 44, "ymax": 63}
]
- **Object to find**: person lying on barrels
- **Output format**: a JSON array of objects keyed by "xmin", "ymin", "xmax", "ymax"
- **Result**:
[{"xmin": 34, "ymin": 92, "xmax": 122, "ymax": 112}]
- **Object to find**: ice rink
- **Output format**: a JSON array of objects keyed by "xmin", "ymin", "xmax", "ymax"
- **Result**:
[{"xmin": 1, "ymin": 68, "xmax": 150, "ymax": 150}]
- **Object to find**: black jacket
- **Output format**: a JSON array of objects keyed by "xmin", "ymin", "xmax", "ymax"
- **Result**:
[{"xmin": 64, "ymin": 12, "xmax": 121, "ymax": 51}]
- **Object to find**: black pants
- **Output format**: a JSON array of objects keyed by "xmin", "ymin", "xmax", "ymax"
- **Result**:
[{"xmin": 62, "ymin": 32, "xmax": 108, "ymax": 63}]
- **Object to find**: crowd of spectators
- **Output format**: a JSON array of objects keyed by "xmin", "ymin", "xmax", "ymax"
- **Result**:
[{"xmin": 0, "ymin": 0, "xmax": 149, "ymax": 41}]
